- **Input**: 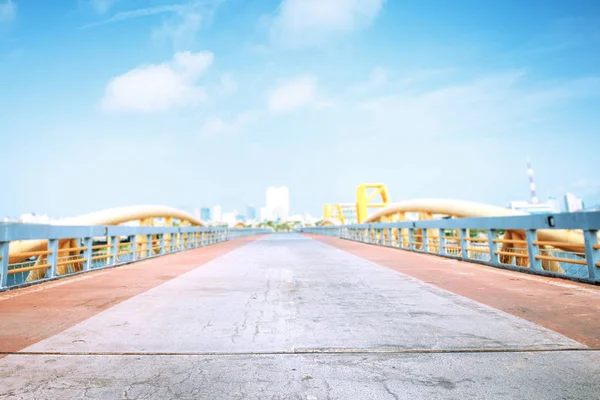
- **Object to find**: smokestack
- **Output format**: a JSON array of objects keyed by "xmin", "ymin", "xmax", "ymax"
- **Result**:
[{"xmin": 526, "ymin": 159, "xmax": 539, "ymax": 204}]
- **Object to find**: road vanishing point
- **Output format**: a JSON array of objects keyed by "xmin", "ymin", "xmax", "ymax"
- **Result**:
[{"xmin": 1, "ymin": 233, "xmax": 600, "ymax": 399}]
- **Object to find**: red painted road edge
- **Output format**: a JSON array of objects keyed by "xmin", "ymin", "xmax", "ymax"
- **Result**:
[
  {"xmin": 0, "ymin": 236, "xmax": 262, "ymax": 354},
  {"xmin": 307, "ymin": 234, "xmax": 600, "ymax": 348}
]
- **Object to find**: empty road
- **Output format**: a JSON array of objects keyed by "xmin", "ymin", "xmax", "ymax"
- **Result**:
[{"xmin": 1, "ymin": 234, "xmax": 599, "ymax": 399}]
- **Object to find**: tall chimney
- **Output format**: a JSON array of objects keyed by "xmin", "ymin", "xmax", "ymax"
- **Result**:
[{"xmin": 527, "ymin": 159, "xmax": 539, "ymax": 204}]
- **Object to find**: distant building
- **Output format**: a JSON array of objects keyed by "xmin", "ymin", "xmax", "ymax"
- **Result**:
[
  {"xmin": 222, "ymin": 210, "xmax": 238, "ymax": 225},
  {"xmin": 16, "ymin": 213, "xmax": 52, "ymax": 224},
  {"xmin": 246, "ymin": 205, "xmax": 257, "ymax": 221},
  {"xmin": 547, "ymin": 197, "xmax": 562, "ymax": 213},
  {"xmin": 259, "ymin": 207, "xmax": 269, "ymax": 221},
  {"xmin": 288, "ymin": 214, "xmax": 304, "ymax": 223},
  {"xmin": 509, "ymin": 201, "xmax": 554, "ymax": 214},
  {"xmin": 301, "ymin": 213, "xmax": 316, "ymax": 224},
  {"xmin": 212, "ymin": 205, "xmax": 222, "ymax": 222},
  {"xmin": 266, "ymin": 187, "xmax": 289, "ymax": 221},
  {"xmin": 338, "ymin": 203, "xmax": 357, "ymax": 224},
  {"xmin": 200, "ymin": 207, "xmax": 211, "ymax": 222},
  {"xmin": 564, "ymin": 192, "xmax": 584, "ymax": 213},
  {"xmin": 236, "ymin": 215, "xmax": 245, "ymax": 221},
  {"xmin": 585, "ymin": 204, "xmax": 600, "ymax": 211}
]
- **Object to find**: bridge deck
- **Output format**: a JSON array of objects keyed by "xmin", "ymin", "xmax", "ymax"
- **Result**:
[{"xmin": 1, "ymin": 233, "xmax": 599, "ymax": 399}]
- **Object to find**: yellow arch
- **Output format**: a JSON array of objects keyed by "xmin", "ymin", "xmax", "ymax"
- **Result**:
[
  {"xmin": 234, "ymin": 221, "xmax": 246, "ymax": 229},
  {"xmin": 319, "ymin": 218, "xmax": 341, "ymax": 227},
  {"xmin": 323, "ymin": 204, "xmax": 345, "ymax": 225},
  {"xmin": 8, "ymin": 205, "xmax": 205, "ymax": 269},
  {"xmin": 356, "ymin": 183, "xmax": 390, "ymax": 224},
  {"xmin": 362, "ymin": 198, "xmax": 591, "ymax": 273},
  {"xmin": 363, "ymin": 198, "xmax": 584, "ymax": 250},
  {"xmin": 54, "ymin": 205, "xmax": 205, "ymax": 227}
]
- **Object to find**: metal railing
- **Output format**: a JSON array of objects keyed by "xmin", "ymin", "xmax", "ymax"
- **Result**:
[
  {"xmin": 303, "ymin": 212, "xmax": 600, "ymax": 284},
  {"xmin": 0, "ymin": 224, "xmax": 271, "ymax": 290}
]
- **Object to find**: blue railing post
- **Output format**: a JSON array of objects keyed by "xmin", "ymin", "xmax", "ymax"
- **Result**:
[
  {"xmin": 408, "ymin": 228, "xmax": 414, "ymax": 250},
  {"xmin": 146, "ymin": 234, "xmax": 153, "ymax": 257},
  {"xmin": 160, "ymin": 233, "xmax": 165, "ymax": 254},
  {"xmin": 422, "ymin": 228, "xmax": 429, "ymax": 253},
  {"xmin": 525, "ymin": 229, "xmax": 542, "ymax": 271},
  {"xmin": 110, "ymin": 236, "xmax": 119, "ymax": 265},
  {"xmin": 171, "ymin": 232, "xmax": 177, "ymax": 252},
  {"xmin": 439, "ymin": 228, "xmax": 446, "ymax": 255},
  {"xmin": 83, "ymin": 237, "xmax": 93, "ymax": 270},
  {"xmin": 583, "ymin": 230, "xmax": 600, "ymax": 281},
  {"xmin": 130, "ymin": 235, "xmax": 137, "ymax": 261},
  {"xmin": 487, "ymin": 229, "xmax": 498, "ymax": 264},
  {"xmin": 47, "ymin": 239, "xmax": 59, "ymax": 279},
  {"xmin": 0, "ymin": 241, "xmax": 9, "ymax": 288},
  {"xmin": 459, "ymin": 229, "xmax": 467, "ymax": 259}
]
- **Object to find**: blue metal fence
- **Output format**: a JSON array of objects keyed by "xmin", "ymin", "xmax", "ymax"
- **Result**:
[
  {"xmin": 0, "ymin": 224, "xmax": 271, "ymax": 290},
  {"xmin": 303, "ymin": 212, "xmax": 600, "ymax": 284}
]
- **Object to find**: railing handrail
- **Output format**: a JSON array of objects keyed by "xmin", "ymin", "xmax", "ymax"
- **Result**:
[
  {"xmin": 0, "ymin": 223, "xmax": 253, "ymax": 242},
  {"xmin": 302, "ymin": 212, "xmax": 600, "ymax": 284},
  {"xmin": 0, "ymin": 224, "xmax": 271, "ymax": 290},
  {"xmin": 340, "ymin": 211, "xmax": 600, "ymax": 231}
]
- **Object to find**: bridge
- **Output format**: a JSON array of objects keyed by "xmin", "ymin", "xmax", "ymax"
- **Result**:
[{"xmin": 1, "ymin": 195, "xmax": 600, "ymax": 398}]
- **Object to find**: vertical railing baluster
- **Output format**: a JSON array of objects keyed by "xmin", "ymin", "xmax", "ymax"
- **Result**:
[
  {"xmin": 487, "ymin": 229, "xmax": 498, "ymax": 264},
  {"xmin": 47, "ymin": 239, "xmax": 59, "ymax": 278},
  {"xmin": 525, "ymin": 229, "xmax": 542, "ymax": 271},
  {"xmin": 459, "ymin": 229, "xmax": 467, "ymax": 259},
  {"xmin": 130, "ymin": 235, "xmax": 137, "ymax": 262},
  {"xmin": 146, "ymin": 234, "xmax": 152, "ymax": 257},
  {"xmin": 111, "ymin": 236, "xmax": 119, "ymax": 266},
  {"xmin": 83, "ymin": 237, "xmax": 93, "ymax": 270},
  {"xmin": 583, "ymin": 230, "xmax": 599, "ymax": 281},
  {"xmin": 0, "ymin": 241, "xmax": 9, "ymax": 288}
]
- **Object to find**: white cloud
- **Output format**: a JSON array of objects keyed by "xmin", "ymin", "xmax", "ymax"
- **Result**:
[
  {"xmin": 268, "ymin": 76, "xmax": 317, "ymax": 113},
  {"xmin": 351, "ymin": 66, "xmax": 387, "ymax": 93},
  {"xmin": 200, "ymin": 111, "xmax": 260, "ymax": 137},
  {"xmin": 83, "ymin": 4, "xmax": 184, "ymax": 28},
  {"xmin": 0, "ymin": 0, "xmax": 16, "ymax": 23},
  {"xmin": 101, "ymin": 51, "xmax": 214, "ymax": 112},
  {"xmin": 270, "ymin": 0, "xmax": 384, "ymax": 47},
  {"xmin": 90, "ymin": 0, "xmax": 119, "ymax": 14},
  {"xmin": 217, "ymin": 74, "xmax": 238, "ymax": 96},
  {"xmin": 150, "ymin": 1, "xmax": 223, "ymax": 49},
  {"xmin": 247, "ymin": 43, "xmax": 271, "ymax": 55},
  {"xmin": 151, "ymin": 7, "xmax": 202, "ymax": 49},
  {"xmin": 314, "ymin": 99, "xmax": 335, "ymax": 110},
  {"xmin": 355, "ymin": 71, "xmax": 564, "ymax": 138}
]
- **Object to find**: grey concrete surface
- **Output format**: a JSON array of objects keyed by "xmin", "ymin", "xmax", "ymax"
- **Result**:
[
  {"xmin": 1, "ymin": 352, "xmax": 600, "ymax": 399},
  {"xmin": 1, "ymin": 233, "xmax": 597, "ymax": 399}
]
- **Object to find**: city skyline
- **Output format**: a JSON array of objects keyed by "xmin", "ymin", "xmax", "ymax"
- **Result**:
[{"xmin": 1, "ymin": 1, "xmax": 599, "ymax": 218}]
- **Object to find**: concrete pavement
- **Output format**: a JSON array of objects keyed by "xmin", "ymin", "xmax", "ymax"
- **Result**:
[{"xmin": 1, "ymin": 233, "xmax": 599, "ymax": 399}]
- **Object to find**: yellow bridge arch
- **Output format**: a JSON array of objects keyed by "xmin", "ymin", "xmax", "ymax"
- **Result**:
[
  {"xmin": 323, "ymin": 185, "xmax": 592, "ymax": 274},
  {"xmin": 8, "ymin": 205, "xmax": 206, "ymax": 280}
]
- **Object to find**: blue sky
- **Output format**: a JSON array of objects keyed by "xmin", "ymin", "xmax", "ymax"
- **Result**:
[{"xmin": 1, "ymin": 0, "xmax": 599, "ymax": 218}]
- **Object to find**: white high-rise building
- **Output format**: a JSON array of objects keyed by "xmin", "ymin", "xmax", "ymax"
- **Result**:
[
  {"xmin": 266, "ymin": 186, "xmax": 290, "ymax": 221},
  {"xmin": 259, "ymin": 207, "xmax": 269, "ymax": 221},
  {"xmin": 547, "ymin": 197, "xmax": 562, "ymax": 213},
  {"xmin": 222, "ymin": 210, "xmax": 238, "ymax": 226},
  {"xmin": 564, "ymin": 193, "xmax": 584, "ymax": 212},
  {"xmin": 212, "ymin": 205, "xmax": 222, "ymax": 222}
]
